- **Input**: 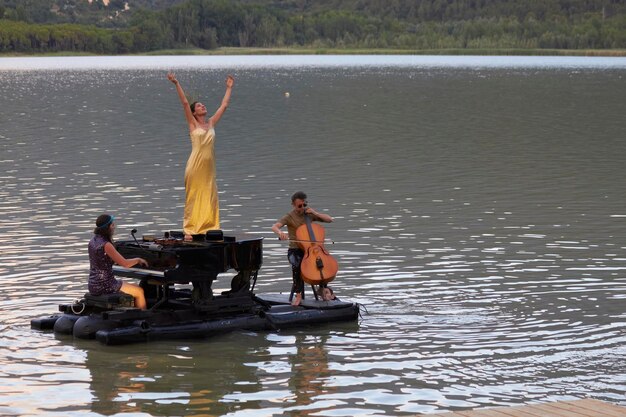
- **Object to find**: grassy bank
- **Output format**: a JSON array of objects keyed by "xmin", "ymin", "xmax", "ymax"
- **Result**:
[
  {"xmin": 144, "ymin": 47, "xmax": 626, "ymax": 56},
  {"xmin": 2, "ymin": 47, "xmax": 626, "ymax": 57}
]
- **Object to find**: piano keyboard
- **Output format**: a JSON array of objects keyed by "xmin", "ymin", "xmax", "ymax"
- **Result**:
[{"xmin": 113, "ymin": 265, "xmax": 165, "ymax": 279}]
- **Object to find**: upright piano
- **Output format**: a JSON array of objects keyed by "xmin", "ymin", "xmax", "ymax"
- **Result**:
[{"xmin": 113, "ymin": 230, "xmax": 263, "ymax": 310}]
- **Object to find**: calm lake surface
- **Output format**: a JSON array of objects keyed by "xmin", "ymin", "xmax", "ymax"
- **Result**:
[{"xmin": 1, "ymin": 55, "xmax": 626, "ymax": 416}]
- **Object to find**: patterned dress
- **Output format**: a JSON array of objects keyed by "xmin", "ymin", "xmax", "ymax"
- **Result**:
[{"xmin": 88, "ymin": 234, "xmax": 122, "ymax": 295}]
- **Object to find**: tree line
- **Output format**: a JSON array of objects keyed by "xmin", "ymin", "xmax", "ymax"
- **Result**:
[{"xmin": 1, "ymin": 0, "xmax": 625, "ymax": 54}]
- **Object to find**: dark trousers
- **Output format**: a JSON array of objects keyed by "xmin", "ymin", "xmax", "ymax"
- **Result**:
[{"xmin": 288, "ymin": 248, "xmax": 304, "ymax": 294}]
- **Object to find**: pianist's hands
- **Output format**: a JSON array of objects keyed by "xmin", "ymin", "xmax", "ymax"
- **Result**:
[{"xmin": 134, "ymin": 258, "xmax": 149, "ymax": 268}]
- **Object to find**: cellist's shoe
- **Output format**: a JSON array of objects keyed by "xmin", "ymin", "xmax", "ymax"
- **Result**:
[
  {"xmin": 321, "ymin": 287, "xmax": 336, "ymax": 301},
  {"xmin": 291, "ymin": 292, "xmax": 302, "ymax": 306}
]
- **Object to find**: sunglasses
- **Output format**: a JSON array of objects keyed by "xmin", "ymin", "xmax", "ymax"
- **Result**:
[{"xmin": 297, "ymin": 202, "xmax": 308, "ymax": 208}]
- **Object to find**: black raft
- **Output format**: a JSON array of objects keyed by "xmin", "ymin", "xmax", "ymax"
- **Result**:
[{"xmin": 31, "ymin": 230, "xmax": 359, "ymax": 345}]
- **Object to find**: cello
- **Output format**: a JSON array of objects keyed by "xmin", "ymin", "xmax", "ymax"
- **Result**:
[{"xmin": 295, "ymin": 214, "xmax": 338, "ymax": 286}]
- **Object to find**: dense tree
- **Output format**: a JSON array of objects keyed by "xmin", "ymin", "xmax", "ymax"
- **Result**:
[{"xmin": 0, "ymin": 0, "xmax": 624, "ymax": 53}]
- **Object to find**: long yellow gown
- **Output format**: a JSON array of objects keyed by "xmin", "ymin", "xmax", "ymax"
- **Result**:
[{"xmin": 183, "ymin": 127, "xmax": 219, "ymax": 235}]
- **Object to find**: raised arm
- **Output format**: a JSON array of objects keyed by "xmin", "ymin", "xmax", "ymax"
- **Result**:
[
  {"xmin": 305, "ymin": 207, "xmax": 333, "ymax": 223},
  {"xmin": 209, "ymin": 75, "xmax": 234, "ymax": 127},
  {"xmin": 167, "ymin": 72, "xmax": 196, "ymax": 131}
]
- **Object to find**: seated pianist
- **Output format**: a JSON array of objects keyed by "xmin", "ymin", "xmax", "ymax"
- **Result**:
[{"xmin": 88, "ymin": 214, "xmax": 148, "ymax": 310}]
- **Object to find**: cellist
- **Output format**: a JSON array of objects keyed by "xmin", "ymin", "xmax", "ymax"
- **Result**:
[{"xmin": 271, "ymin": 191, "xmax": 334, "ymax": 306}]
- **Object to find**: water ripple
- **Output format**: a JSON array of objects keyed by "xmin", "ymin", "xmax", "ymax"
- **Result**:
[{"xmin": 1, "ymin": 61, "xmax": 626, "ymax": 416}]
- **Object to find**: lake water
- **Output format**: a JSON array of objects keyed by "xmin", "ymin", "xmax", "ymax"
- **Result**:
[{"xmin": 1, "ymin": 55, "xmax": 626, "ymax": 416}]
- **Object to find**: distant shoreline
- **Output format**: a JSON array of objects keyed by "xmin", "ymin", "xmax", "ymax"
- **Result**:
[{"xmin": 2, "ymin": 47, "xmax": 626, "ymax": 57}]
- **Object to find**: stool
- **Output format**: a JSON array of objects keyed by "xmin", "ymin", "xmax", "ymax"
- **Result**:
[{"xmin": 84, "ymin": 292, "xmax": 134, "ymax": 309}]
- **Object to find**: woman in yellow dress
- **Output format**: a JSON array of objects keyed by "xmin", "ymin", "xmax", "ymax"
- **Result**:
[{"xmin": 167, "ymin": 72, "xmax": 234, "ymax": 240}]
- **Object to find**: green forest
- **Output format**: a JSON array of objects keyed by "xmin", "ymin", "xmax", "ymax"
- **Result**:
[{"xmin": 1, "ymin": 0, "xmax": 625, "ymax": 54}]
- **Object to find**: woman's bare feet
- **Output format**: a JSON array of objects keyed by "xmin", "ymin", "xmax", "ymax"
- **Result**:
[{"xmin": 291, "ymin": 292, "xmax": 302, "ymax": 306}]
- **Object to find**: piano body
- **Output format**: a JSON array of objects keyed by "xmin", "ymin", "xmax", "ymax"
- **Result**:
[{"xmin": 113, "ymin": 231, "xmax": 263, "ymax": 311}]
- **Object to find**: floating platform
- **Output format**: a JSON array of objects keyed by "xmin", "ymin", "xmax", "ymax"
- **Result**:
[
  {"xmin": 419, "ymin": 399, "xmax": 626, "ymax": 417},
  {"xmin": 31, "ymin": 292, "xmax": 359, "ymax": 345},
  {"xmin": 31, "ymin": 229, "xmax": 359, "ymax": 345}
]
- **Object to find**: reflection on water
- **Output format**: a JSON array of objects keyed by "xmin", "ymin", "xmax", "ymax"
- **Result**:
[{"xmin": 1, "ymin": 56, "xmax": 626, "ymax": 416}]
